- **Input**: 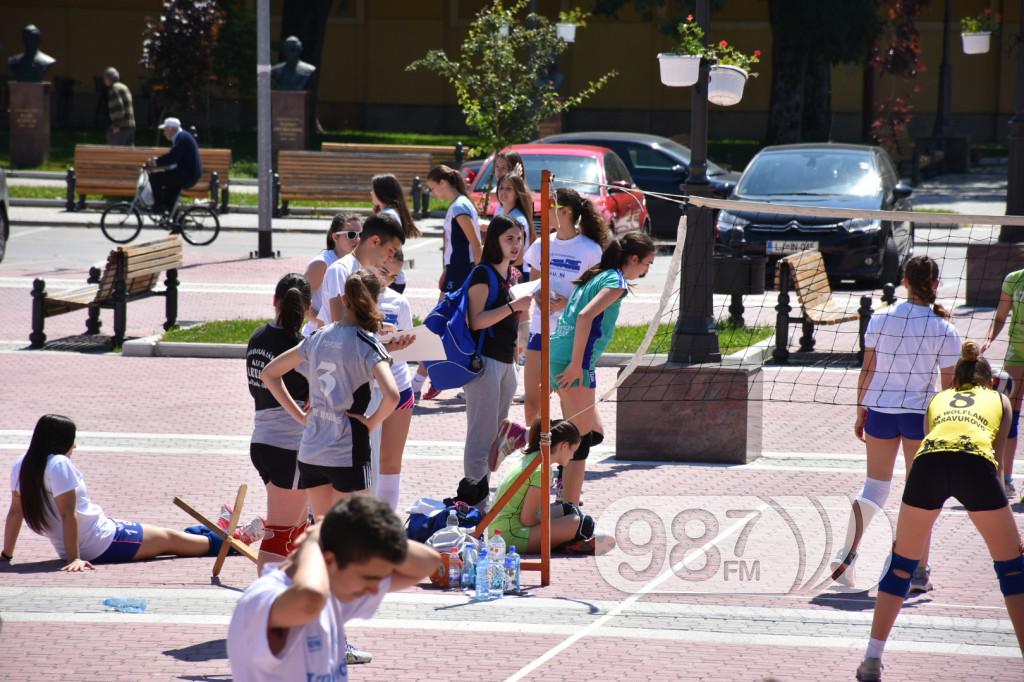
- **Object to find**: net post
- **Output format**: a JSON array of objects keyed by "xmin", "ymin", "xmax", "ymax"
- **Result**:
[{"xmin": 540, "ymin": 169, "xmax": 552, "ymax": 586}]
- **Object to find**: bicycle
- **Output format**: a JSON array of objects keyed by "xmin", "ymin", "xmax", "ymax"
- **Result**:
[{"xmin": 100, "ymin": 166, "xmax": 221, "ymax": 246}]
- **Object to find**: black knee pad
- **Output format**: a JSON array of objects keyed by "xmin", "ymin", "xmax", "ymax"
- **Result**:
[
  {"xmin": 574, "ymin": 513, "xmax": 595, "ymax": 541},
  {"xmin": 573, "ymin": 431, "xmax": 603, "ymax": 461}
]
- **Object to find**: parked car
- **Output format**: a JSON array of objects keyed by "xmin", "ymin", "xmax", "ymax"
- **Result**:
[
  {"xmin": 470, "ymin": 143, "xmax": 649, "ymax": 237},
  {"xmin": 715, "ymin": 143, "xmax": 913, "ymax": 286},
  {"xmin": 0, "ymin": 168, "xmax": 8, "ymax": 263},
  {"xmin": 538, "ymin": 131, "xmax": 740, "ymax": 238},
  {"xmin": 461, "ymin": 159, "xmax": 484, "ymax": 185}
]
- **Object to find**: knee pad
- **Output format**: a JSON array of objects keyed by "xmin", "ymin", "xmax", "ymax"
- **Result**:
[
  {"xmin": 574, "ymin": 514, "xmax": 595, "ymax": 542},
  {"xmin": 260, "ymin": 521, "xmax": 310, "ymax": 558},
  {"xmin": 572, "ymin": 432, "xmax": 603, "ymax": 461},
  {"xmin": 1010, "ymin": 411, "xmax": 1021, "ymax": 440},
  {"xmin": 859, "ymin": 477, "xmax": 891, "ymax": 509},
  {"xmin": 994, "ymin": 555, "xmax": 1024, "ymax": 596},
  {"xmin": 878, "ymin": 551, "xmax": 919, "ymax": 598}
]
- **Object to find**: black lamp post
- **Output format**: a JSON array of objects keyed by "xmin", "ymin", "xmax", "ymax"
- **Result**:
[
  {"xmin": 1001, "ymin": 0, "xmax": 1024, "ymax": 242},
  {"xmin": 669, "ymin": 0, "xmax": 721, "ymax": 364}
]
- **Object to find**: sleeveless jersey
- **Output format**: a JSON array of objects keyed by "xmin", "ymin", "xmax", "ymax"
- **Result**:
[{"xmin": 917, "ymin": 385, "xmax": 1004, "ymax": 466}]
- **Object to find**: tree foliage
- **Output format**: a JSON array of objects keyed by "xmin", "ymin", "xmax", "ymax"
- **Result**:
[
  {"xmin": 140, "ymin": 0, "xmax": 223, "ymax": 119},
  {"xmin": 869, "ymin": 0, "xmax": 927, "ymax": 155},
  {"xmin": 212, "ymin": 0, "xmax": 257, "ymax": 98},
  {"xmin": 407, "ymin": 0, "xmax": 617, "ymax": 155}
]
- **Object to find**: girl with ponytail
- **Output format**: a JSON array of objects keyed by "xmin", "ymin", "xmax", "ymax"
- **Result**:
[
  {"xmin": 547, "ymin": 232, "xmax": 656, "ymax": 516},
  {"xmin": 372, "ymin": 174, "xmax": 420, "ymax": 295},
  {"xmin": 836, "ymin": 255, "xmax": 961, "ymax": 592},
  {"xmin": 3, "ymin": 415, "xmax": 226, "ymax": 570},
  {"xmin": 856, "ymin": 340, "xmax": 1024, "ymax": 680},
  {"xmin": 245, "ymin": 273, "xmax": 314, "ymax": 571},
  {"xmin": 261, "ymin": 269, "xmax": 399, "ymax": 519}
]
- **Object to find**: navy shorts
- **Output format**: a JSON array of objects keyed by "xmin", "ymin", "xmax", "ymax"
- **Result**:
[
  {"xmin": 527, "ymin": 333, "xmax": 543, "ymax": 352},
  {"xmin": 93, "ymin": 520, "xmax": 144, "ymax": 564},
  {"xmin": 397, "ymin": 387, "xmax": 415, "ymax": 410},
  {"xmin": 442, "ymin": 263, "xmax": 474, "ymax": 293},
  {"xmin": 865, "ymin": 409, "xmax": 925, "ymax": 440}
]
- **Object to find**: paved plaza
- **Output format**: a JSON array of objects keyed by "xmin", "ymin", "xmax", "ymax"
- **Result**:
[{"xmin": 1, "ymin": 186, "xmax": 1022, "ymax": 680}]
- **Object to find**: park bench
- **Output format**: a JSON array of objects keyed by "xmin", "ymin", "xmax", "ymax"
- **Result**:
[
  {"xmin": 275, "ymin": 149, "xmax": 434, "ymax": 216},
  {"xmin": 772, "ymin": 249, "xmax": 892, "ymax": 364},
  {"xmin": 66, "ymin": 144, "xmax": 232, "ymax": 212},
  {"xmin": 30, "ymin": 236, "xmax": 183, "ymax": 349},
  {"xmin": 320, "ymin": 141, "xmax": 464, "ymax": 169}
]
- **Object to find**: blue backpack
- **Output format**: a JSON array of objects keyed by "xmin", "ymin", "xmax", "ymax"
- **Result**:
[
  {"xmin": 423, "ymin": 264, "xmax": 501, "ymax": 390},
  {"xmin": 406, "ymin": 501, "xmax": 483, "ymax": 543}
]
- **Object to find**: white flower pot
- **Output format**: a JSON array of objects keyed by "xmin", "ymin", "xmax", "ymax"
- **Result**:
[
  {"xmin": 556, "ymin": 23, "xmax": 577, "ymax": 43},
  {"xmin": 658, "ymin": 53, "xmax": 701, "ymax": 87},
  {"xmin": 961, "ymin": 32, "xmax": 991, "ymax": 54},
  {"xmin": 708, "ymin": 65, "xmax": 748, "ymax": 106}
]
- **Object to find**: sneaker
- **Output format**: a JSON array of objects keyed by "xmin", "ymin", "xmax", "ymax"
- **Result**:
[
  {"xmin": 513, "ymin": 392, "xmax": 526, "ymax": 404},
  {"xmin": 422, "ymin": 383, "xmax": 441, "ymax": 401},
  {"xmin": 855, "ymin": 657, "xmax": 883, "ymax": 681},
  {"xmin": 909, "ymin": 564, "xmax": 933, "ymax": 594},
  {"xmin": 830, "ymin": 548, "xmax": 857, "ymax": 587},
  {"xmin": 346, "ymin": 641, "xmax": 372, "ymax": 665},
  {"xmin": 487, "ymin": 419, "xmax": 529, "ymax": 472},
  {"xmin": 557, "ymin": 534, "xmax": 616, "ymax": 556},
  {"xmin": 235, "ymin": 517, "xmax": 266, "ymax": 545},
  {"xmin": 216, "ymin": 503, "xmax": 234, "ymax": 531}
]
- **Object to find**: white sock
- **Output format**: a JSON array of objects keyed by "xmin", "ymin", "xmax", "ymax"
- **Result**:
[
  {"xmin": 378, "ymin": 473, "xmax": 401, "ymax": 511},
  {"xmin": 865, "ymin": 637, "xmax": 886, "ymax": 660},
  {"xmin": 411, "ymin": 373, "xmax": 426, "ymax": 393}
]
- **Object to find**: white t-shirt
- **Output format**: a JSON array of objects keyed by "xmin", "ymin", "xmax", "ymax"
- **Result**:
[
  {"xmin": 317, "ymin": 254, "xmax": 363, "ymax": 326},
  {"xmin": 522, "ymin": 233, "xmax": 604, "ymax": 336},
  {"xmin": 10, "ymin": 453, "xmax": 116, "ymax": 561},
  {"xmin": 381, "ymin": 208, "xmax": 407, "ymax": 287},
  {"xmin": 303, "ymin": 249, "xmax": 340, "ymax": 337},
  {"xmin": 863, "ymin": 301, "xmax": 962, "ymax": 413},
  {"xmin": 227, "ymin": 567, "xmax": 390, "ymax": 682},
  {"xmin": 377, "ymin": 286, "xmax": 414, "ymax": 391}
]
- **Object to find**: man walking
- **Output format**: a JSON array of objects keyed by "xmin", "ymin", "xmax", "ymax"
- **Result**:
[
  {"xmin": 103, "ymin": 67, "xmax": 134, "ymax": 146},
  {"xmin": 146, "ymin": 117, "xmax": 202, "ymax": 215}
]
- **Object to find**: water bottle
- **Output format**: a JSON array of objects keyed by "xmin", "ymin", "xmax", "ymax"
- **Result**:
[
  {"xmin": 487, "ymin": 531, "xmax": 506, "ymax": 596},
  {"xmin": 504, "ymin": 546, "xmax": 521, "ymax": 594},
  {"xmin": 461, "ymin": 545, "xmax": 477, "ymax": 591},
  {"xmin": 445, "ymin": 509, "xmax": 459, "ymax": 528},
  {"xmin": 447, "ymin": 548, "xmax": 462, "ymax": 590},
  {"xmin": 474, "ymin": 550, "xmax": 491, "ymax": 601},
  {"xmin": 102, "ymin": 597, "xmax": 147, "ymax": 613}
]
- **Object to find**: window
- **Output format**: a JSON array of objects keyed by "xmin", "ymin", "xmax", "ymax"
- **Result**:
[
  {"xmin": 627, "ymin": 144, "xmax": 675, "ymax": 171},
  {"xmin": 604, "ymin": 153, "xmax": 632, "ymax": 185}
]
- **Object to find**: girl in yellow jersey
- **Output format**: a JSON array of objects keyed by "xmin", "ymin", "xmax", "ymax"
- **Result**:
[{"xmin": 855, "ymin": 341, "xmax": 1024, "ymax": 681}]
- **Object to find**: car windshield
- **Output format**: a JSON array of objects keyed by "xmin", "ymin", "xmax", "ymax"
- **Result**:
[
  {"xmin": 653, "ymin": 139, "xmax": 727, "ymax": 176},
  {"xmin": 735, "ymin": 149, "xmax": 881, "ymax": 198},
  {"xmin": 475, "ymin": 154, "xmax": 601, "ymax": 194}
]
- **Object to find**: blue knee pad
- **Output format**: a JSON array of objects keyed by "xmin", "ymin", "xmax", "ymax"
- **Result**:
[
  {"xmin": 878, "ymin": 551, "xmax": 919, "ymax": 598},
  {"xmin": 994, "ymin": 555, "xmax": 1024, "ymax": 596},
  {"xmin": 1010, "ymin": 411, "xmax": 1021, "ymax": 439}
]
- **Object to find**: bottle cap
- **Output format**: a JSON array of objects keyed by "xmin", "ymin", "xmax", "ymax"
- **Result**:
[
  {"xmin": 494, "ymin": 530, "xmax": 502, "ymax": 536},
  {"xmin": 450, "ymin": 548, "xmax": 458, "ymax": 553}
]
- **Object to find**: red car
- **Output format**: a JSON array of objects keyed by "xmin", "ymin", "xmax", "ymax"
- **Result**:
[{"xmin": 469, "ymin": 144, "xmax": 650, "ymax": 236}]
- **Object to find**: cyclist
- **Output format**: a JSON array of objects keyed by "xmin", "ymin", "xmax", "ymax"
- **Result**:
[{"xmin": 146, "ymin": 117, "xmax": 201, "ymax": 215}]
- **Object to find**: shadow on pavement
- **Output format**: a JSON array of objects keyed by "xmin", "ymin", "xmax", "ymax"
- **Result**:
[
  {"xmin": 164, "ymin": 638, "xmax": 227, "ymax": 662},
  {"xmin": 0, "ymin": 558, "xmax": 64, "ymax": 574}
]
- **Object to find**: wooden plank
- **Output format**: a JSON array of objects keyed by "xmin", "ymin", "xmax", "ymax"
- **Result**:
[{"xmin": 172, "ymin": 495, "xmax": 259, "ymax": 564}]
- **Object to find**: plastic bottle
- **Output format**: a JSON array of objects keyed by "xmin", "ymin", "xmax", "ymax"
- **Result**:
[
  {"xmin": 487, "ymin": 531, "xmax": 506, "ymax": 596},
  {"xmin": 504, "ymin": 546, "xmax": 521, "ymax": 594},
  {"xmin": 474, "ymin": 549, "xmax": 491, "ymax": 601},
  {"xmin": 445, "ymin": 509, "xmax": 459, "ymax": 528},
  {"xmin": 447, "ymin": 548, "xmax": 462, "ymax": 590},
  {"xmin": 461, "ymin": 545, "xmax": 477, "ymax": 591},
  {"xmin": 102, "ymin": 597, "xmax": 147, "ymax": 613}
]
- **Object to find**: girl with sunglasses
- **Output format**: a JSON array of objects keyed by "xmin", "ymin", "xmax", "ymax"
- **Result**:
[{"xmin": 302, "ymin": 214, "xmax": 362, "ymax": 336}]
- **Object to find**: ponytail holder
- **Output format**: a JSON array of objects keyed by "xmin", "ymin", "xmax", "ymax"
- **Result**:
[{"xmin": 540, "ymin": 431, "xmax": 552, "ymax": 446}]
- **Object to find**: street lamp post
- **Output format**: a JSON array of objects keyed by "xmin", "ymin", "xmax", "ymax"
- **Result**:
[
  {"xmin": 255, "ymin": 0, "xmax": 274, "ymax": 258},
  {"xmin": 669, "ymin": 0, "xmax": 721, "ymax": 364},
  {"xmin": 1002, "ymin": 0, "xmax": 1024, "ymax": 242}
]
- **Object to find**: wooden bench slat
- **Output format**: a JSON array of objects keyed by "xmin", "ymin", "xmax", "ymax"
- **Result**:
[{"xmin": 73, "ymin": 145, "xmax": 231, "ymax": 200}]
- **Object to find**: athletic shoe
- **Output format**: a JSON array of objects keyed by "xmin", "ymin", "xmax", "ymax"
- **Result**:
[
  {"xmin": 216, "ymin": 503, "xmax": 234, "ymax": 531},
  {"xmin": 855, "ymin": 657, "xmax": 883, "ymax": 681},
  {"xmin": 557, "ymin": 534, "xmax": 616, "ymax": 556},
  {"xmin": 346, "ymin": 642, "xmax": 372, "ymax": 665},
  {"xmin": 422, "ymin": 383, "xmax": 441, "ymax": 401},
  {"xmin": 909, "ymin": 565, "xmax": 933, "ymax": 594},
  {"xmin": 235, "ymin": 517, "xmax": 266, "ymax": 545},
  {"xmin": 487, "ymin": 419, "xmax": 528, "ymax": 472},
  {"xmin": 830, "ymin": 548, "xmax": 857, "ymax": 587}
]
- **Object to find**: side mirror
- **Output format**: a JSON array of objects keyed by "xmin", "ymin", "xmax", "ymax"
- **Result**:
[
  {"xmin": 893, "ymin": 181, "xmax": 913, "ymax": 200},
  {"xmin": 671, "ymin": 164, "xmax": 689, "ymax": 177}
]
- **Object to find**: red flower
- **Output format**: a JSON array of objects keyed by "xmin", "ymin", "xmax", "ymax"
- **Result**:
[
  {"xmin": 754, "ymin": 50, "xmax": 762, "ymax": 57},
  {"xmin": 719, "ymin": 40, "xmax": 728, "ymax": 48},
  {"xmin": 687, "ymin": 13, "xmax": 694, "ymax": 21},
  {"xmin": 983, "ymin": 7, "xmax": 992, "ymax": 14}
]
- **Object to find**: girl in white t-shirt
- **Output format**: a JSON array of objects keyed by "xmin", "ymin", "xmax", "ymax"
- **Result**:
[
  {"xmin": 302, "ymin": 213, "xmax": 362, "ymax": 336},
  {"xmin": 834, "ymin": 256, "xmax": 961, "ymax": 590},
  {"xmin": 2, "ymin": 414, "xmax": 222, "ymax": 571}
]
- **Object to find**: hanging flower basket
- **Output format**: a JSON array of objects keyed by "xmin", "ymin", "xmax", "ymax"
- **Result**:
[
  {"xmin": 708, "ymin": 65, "xmax": 748, "ymax": 106},
  {"xmin": 658, "ymin": 53, "xmax": 701, "ymax": 87},
  {"xmin": 556, "ymin": 23, "xmax": 577, "ymax": 43},
  {"xmin": 961, "ymin": 32, "xmax": 991, "ymax": 54}
]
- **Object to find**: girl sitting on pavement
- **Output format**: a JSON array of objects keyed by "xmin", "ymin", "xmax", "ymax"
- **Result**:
[{"xmin": 2, "ymin": 414, "xmax": 229, "ymax": 571}]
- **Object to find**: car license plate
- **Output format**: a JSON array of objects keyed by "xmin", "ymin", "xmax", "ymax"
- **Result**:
[{"xmin": 766, "ymin": 240, "xmax": 818, "ymax": 255}]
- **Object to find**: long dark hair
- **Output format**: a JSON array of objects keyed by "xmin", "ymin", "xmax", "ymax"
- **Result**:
[
  {"xmin": 481, "ymin": 214, "xmax": 520, "ymax": 268},
  {"xmin": 556, "ymin": 188, "xmax": 608, "ymax": 248},
  {"xmin": 19, "ymin": 414, "xmax": 77, "ymax": 534},
  {"xmin": 274, "ymin": 273, "xmax": 311, "ymax": 340},
  {"xmin": 326, "ymin": 213, "xmax": 361, "ymax": 249},
  {"xmin": 526, "ymin": 418, "xmax": 581, "ymax": 453},
  {"xmin": 427, "ymin": 165, "xmax": 469, "ymax": 198},
  {"xmin": 954, "ymin": 341, "xmax": 994, "ymax": 389},
  {"xmin": 496, "ymin": 150, "xmax": 525, "ymax": 182},
  {"xmin": 372, "ymin": 174, "xmax": 421, "ymax": 239},
  {"xmin": 499, "ymin": 174, "xmax": 534, "ymax": 229},
  {"xmin": 904, "ymin": 255, "xmax": 949, "ymax": 319},
  {"xmin": 576, "ymin": 233, "xmax": 656, "ymax": 286},
  {"xmin": 344, "ymin": 269, "xmax": 384, "ymax": 333}
]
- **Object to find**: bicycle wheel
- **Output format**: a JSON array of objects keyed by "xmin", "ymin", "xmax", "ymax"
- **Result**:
[
  {"xmin": 179, "ymin": 205, "xmax": 221, "ymax": 246},
  {"xmin": 100, "ymin": 203, "xmax": 143, "ymax": 244}
]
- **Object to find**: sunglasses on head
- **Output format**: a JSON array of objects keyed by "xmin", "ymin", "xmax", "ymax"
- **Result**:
[{"xmin": 334, "ymin": 230, "xmax": 361, "ymax": 240}]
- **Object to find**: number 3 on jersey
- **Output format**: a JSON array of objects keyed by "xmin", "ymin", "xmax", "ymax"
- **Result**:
[{"xmin": 316, "ymin": 361, "xmax": 337, "ymax": 397}]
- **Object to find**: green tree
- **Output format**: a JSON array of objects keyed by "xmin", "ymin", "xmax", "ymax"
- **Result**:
[
  {"xmin": 212, "ymin": 0, "xmax": 257, "ymax": 98},
  {"xmin": 407, "ymin": 0, "xmax": 617, "ymax": 156}
]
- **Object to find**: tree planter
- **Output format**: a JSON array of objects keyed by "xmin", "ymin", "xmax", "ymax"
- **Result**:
[
  {"xmin": 657, "ymin": 53, "xmax": 701, "ymax": 87},
  {"xmin": 556, "ymin": 23, "xmax": 576, "ymax": 43},
  {"xmin": 708, "ymin": 65, "xmax": 748, "ymax": 106},
  {"xmin": 961, "ymin": 32, "xmax": 991, "ymax": 54}
]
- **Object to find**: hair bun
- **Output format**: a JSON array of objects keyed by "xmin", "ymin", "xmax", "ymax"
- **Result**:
[{"xmin": 961, "ymin": 341, "xmax": 980, "ymax": 362}]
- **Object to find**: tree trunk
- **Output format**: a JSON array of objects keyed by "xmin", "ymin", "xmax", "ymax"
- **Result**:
[
  {"xmin": 280, "ymin": 0, "xmax": 334, "ymax": 132},
  {"xmin": 801, "ymin": 58, "xmax": 832, "ymax": 142},
  {"xmin": 764, "ymin": 0, "xmax": 808, "ymax": 145}
]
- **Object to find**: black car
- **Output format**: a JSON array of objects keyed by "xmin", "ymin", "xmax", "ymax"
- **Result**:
[
  {"xmin": 0, "ymin": 168, "xmax": 8, "ymax": 263},
  {"xmin": 715, "ymin": 143, "xmax": 913, "ymax": 285},
  {"xmin": 538, "ymin": 131, "xmax": 740, "ymax": 238}
]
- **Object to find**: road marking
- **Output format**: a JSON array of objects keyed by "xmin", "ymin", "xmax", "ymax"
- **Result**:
[{"xmin": 8, "ymin": 226, "xmax": 51, "ymax": 239}]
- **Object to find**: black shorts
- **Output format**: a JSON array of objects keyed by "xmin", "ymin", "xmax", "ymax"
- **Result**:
[
  {"xmin": 297, "ymin": 459, "xmax": 370, "ymax": 493},
  {"xmin": 902, "ymin": 451, "xmax": 1008, "ymax": 512},
  {"xmin": 250, "ymin": 442, "xmax": 300, "ymax": 489}
]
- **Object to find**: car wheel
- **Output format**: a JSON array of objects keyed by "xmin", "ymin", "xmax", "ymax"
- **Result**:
[{"xmin": 877, "ymin": 234, "xmax": 900, "ymax": 288}]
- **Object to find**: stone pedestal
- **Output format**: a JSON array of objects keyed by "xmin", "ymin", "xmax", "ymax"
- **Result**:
[
  {"xmin": 616, "ymin": 362, "xmax": 762, "ymax": 464},
  {"xmin": 271, "ymin": 90, "xmax": 309, "ymax": 157},
  {"xmin": 9, "ymin": 81, "xmax": 51, "ymax": 168},
  {"xmin": 965, "ymin": 242, "xmax": 1024, "ymax": 307}
]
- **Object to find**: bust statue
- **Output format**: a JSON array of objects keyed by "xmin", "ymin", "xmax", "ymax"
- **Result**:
[
  {"xmin": 7, "ymin": 25, "xmax": 56, "ymax": 83},
  {"xmin": 271, "ymin": 36, "xmax": 316, "ymax": 91}
]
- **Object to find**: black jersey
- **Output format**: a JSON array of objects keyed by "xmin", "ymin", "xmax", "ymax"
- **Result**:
[{"xmin": 247, "ymin": 323, "xmax": 309, "ymax": 410}]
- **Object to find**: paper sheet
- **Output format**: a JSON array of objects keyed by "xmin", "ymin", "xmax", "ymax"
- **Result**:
[
  {"xmin": 509, "ymin": 279, "xmax": 542, "ymax": 299},
  {"xmin": 379, "ymin": 325, "xmax": 445, "ymax": 363}
]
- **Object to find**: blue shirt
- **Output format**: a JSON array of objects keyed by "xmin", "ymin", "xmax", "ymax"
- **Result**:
[{"xmin": 444, "ymin": 195, "xmax": 481, "ymax": 266}]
